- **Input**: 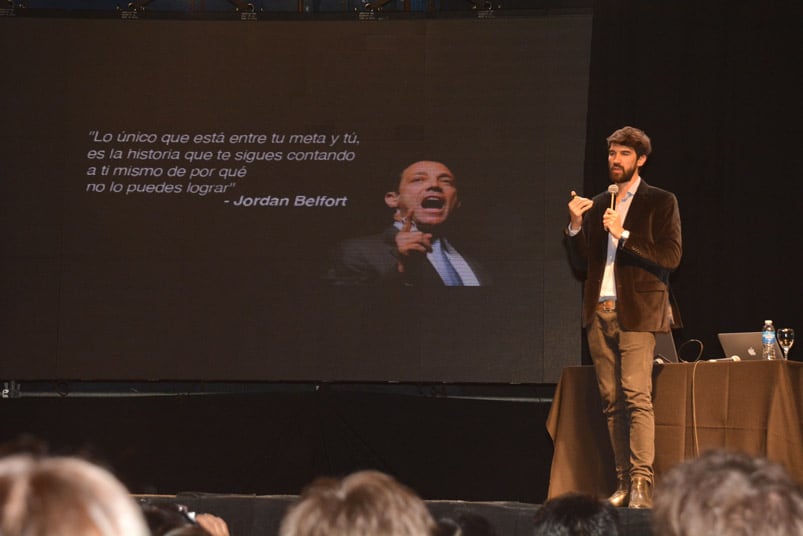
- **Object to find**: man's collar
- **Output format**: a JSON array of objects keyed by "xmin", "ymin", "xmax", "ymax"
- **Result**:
[{"xmin": 622, "ymin": 175, "xmax": 641, "ymax": 198}]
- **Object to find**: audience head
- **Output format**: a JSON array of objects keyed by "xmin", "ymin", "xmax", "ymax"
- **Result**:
[
  {"xmin": 0, "ymin": 453, "xmax": 150, "ymax": 536},
  {"xmin": 279, "ymin": 469, "xmax": 436, "ymax": 536},
  {"xmin": 652, "ymin": 449, "xmax": 803, "ymax": 536},
  {"xmin": 532, "ymin": 492, "xmax": 620, "ymax": 536}
]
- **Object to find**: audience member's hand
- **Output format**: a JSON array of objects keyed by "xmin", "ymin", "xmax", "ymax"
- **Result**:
[{"xmin": 195, "ymin": 513, "xmax": 230, "ymax": 536}]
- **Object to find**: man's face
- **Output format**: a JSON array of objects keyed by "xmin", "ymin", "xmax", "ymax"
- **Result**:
[
  {"xmin": 608, "ymin": 143, "xmax": 646, "ymax": 184},
  {"xmin": 385, "ymin": 161, "xmax": 460, "ymax": 229}
]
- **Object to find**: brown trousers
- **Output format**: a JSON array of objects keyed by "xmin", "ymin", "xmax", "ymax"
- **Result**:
[{"xmin": 587, "ymin": 309, "xmax": 656, "ymax": 482}]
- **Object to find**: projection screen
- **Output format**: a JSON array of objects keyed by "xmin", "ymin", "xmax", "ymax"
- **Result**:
[{"xmin": 0, "ymin": 13, "xmax": 591, "ymax": 383}]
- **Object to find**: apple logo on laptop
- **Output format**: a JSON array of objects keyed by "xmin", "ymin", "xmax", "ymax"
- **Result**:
[{"xmin": 747, "ymin": 346, "xmax": 757, "ymax": 358}]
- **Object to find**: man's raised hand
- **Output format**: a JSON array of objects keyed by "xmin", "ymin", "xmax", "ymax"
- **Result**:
[
  {"xmin": 568, "ymin": 190, "xmax": 593, "ymax": 231},
  {"xmin": 396, "ymin": 210, "xmax": 432, "ymax": 273}
]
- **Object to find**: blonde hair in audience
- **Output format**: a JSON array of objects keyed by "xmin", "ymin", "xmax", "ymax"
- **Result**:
[
  {"xmin": 652, "ymin": 449, "xmax": 803, "ymax": 536},
  {"xmin": 0, "ymin": 454, "xmax": 150, "ymax": 536},
  {"xmin": 280, "ymin": 470, "xmax": 436, "ymax": 536}
]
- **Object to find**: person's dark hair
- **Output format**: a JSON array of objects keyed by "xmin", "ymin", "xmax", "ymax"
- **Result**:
[
  {"xmin": 533, "ymin": 493, "xmax": 620, "ymax": 536},
  {"xmin": 606, "ymin": 126, "xmax": 652, "ymax": 157},
  {"xmin": 0, "ymin": 435, "xmax": 49, "ymax": 458},
  {"xmin": 387, "ymin": 159, "xmax": 460, "ymax": 194},
  {"xmin": 652, "ymin": 449, "xmax": 803, "ymax": 536},
  {"xmin": 435, "ymin": 511, "xmax": 498, "ymax": 536},
  {"xmin": 140, "ymin": 500, "xmax": 209, "ymax": 536}
]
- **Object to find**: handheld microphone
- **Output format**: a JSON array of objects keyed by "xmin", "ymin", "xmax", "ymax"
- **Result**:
[
  {"xmin": 607, "ymin": 184, "xmax": 619, "ymax": 210},
  {"xmin": 706, "ymin": 356, "xmax": 741, "ymax": 362}
]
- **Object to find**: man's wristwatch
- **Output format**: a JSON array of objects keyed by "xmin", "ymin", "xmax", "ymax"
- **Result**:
[{"xmin": 620, "ymin": 229, "xmax": 630, "ymax": 242}]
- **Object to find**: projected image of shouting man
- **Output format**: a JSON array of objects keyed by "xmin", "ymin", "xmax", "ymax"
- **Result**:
[{"xmin": 326, "ymin": 160, "xmax": 488, "ymax": 286}]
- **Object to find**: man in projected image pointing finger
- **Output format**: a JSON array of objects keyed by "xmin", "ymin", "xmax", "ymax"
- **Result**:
[{"xmin": 326, "ymin": 160, "xmax": 488, "ymax": 286}]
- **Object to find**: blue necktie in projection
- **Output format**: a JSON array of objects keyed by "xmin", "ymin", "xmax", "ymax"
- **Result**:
[{"xmin": 431, "ymin": 238, "xmax": 463, "ymax": 286}]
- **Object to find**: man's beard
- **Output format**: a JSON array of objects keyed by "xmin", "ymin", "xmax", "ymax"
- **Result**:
[{"xmin": 609, "ymin": 164, "xmax": 636, "ymax": 183}]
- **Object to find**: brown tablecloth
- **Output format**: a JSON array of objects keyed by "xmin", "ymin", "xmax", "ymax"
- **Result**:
[{"xmin": 546, "ymin": 360, "xmax": 803, "ymax": 498}]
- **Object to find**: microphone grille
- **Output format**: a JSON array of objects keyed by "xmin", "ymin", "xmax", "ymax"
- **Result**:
[{"xmin": 608, "ymin": 184, "xmax": 619, "ymax": 194}]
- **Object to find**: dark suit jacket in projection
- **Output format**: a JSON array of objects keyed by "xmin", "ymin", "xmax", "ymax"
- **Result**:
[
  {"xmin": 565, "ymin": 179, "xmax": 682, "ymax": 332},
  {"xmin": 325, "ymin": 226, "xmax": 489, "ymax": 286}
]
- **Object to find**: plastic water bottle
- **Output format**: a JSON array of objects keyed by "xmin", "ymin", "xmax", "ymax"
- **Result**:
[{"xmin": 762, "ymin": 320, "xmax": 777, "ymax": 360}]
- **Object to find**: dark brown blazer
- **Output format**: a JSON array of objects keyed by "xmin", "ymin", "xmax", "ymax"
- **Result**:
[{"xmin": 565, "ymin": 179, "xmax": 682, "ymax": 332}]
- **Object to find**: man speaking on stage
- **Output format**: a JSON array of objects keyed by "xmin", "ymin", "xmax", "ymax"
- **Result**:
[{"xmin": 564, "ymin": 126, "xmax": 682, "ymax": 508}]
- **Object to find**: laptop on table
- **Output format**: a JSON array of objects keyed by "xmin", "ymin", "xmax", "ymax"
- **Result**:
[
  {"xmin": 717, "ymin": 332, "xmax": 784, "ymax": 361},
  {"xmin": 654, "ymin": 331, "xmax": 679, "ymax": 363}
]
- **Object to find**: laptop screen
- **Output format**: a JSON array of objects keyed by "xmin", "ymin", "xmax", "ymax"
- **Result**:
[{"xmin": 654, "ymin": 331, "xmax": 679, "ymax": 363}]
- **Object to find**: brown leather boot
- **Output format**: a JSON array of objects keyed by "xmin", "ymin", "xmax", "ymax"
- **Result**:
[
  {"xmin": 607, "ymin": 478, "xmax": 630, "ymax": 507},
  {"xmin": 628, "ymin": 477, "xmax": 653, "ymax": 509}
]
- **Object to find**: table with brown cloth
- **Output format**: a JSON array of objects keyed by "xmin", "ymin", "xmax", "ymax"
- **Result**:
[{"xmin": 545, "ymin": 360, "xmax": 803, "ymax": 498}]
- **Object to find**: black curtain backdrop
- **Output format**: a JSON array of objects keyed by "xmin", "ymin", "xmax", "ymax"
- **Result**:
[{"xmin": 583, "ymin": 0, "xmax": 802, "ymax": 361}]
